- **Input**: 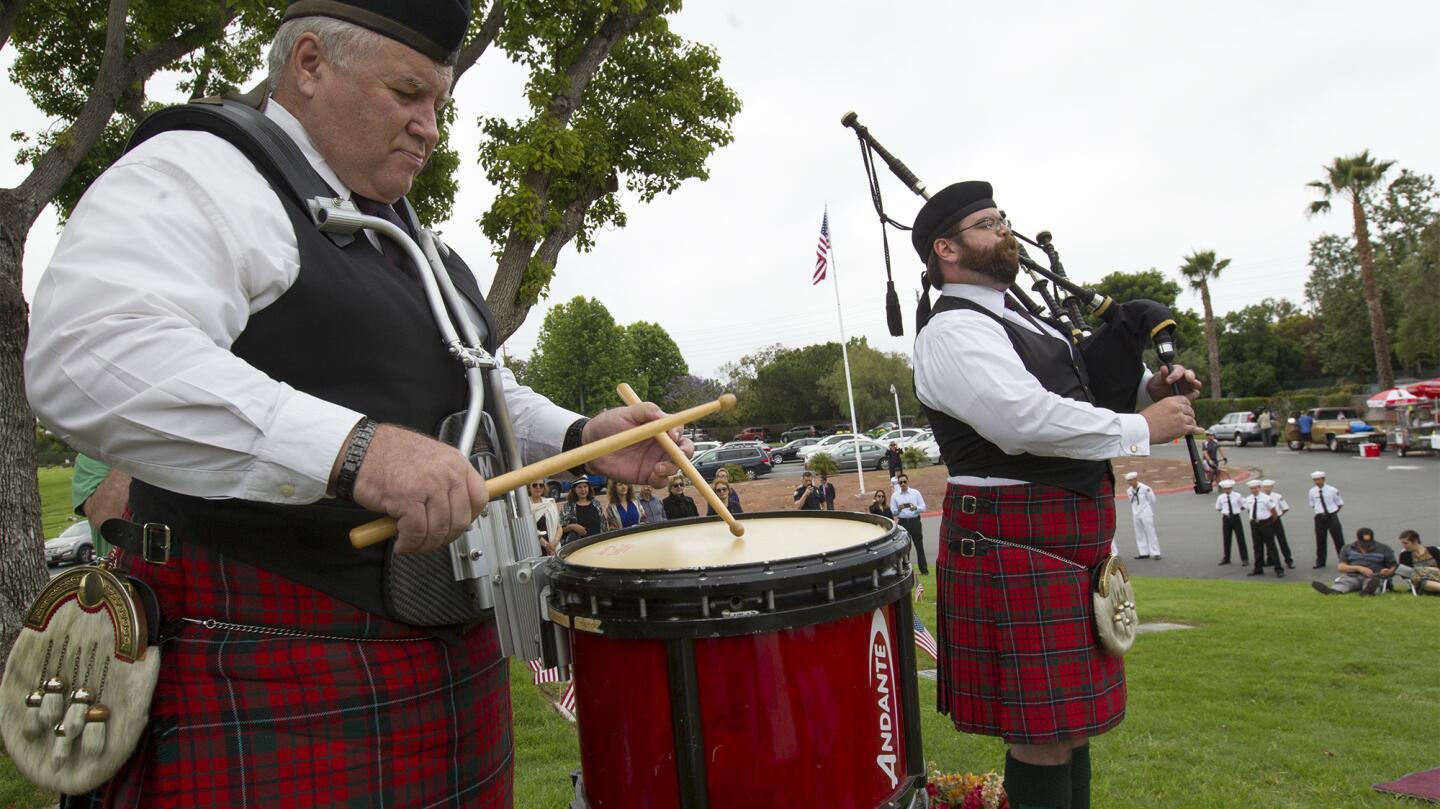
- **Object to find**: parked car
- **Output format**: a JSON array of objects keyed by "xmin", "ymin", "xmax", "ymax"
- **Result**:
[
  {"xmin": 733, "ymin": 426, "xmax": 770, "ymax": 442},
  {"xmin": 876, "ymin": 428, "xmax": 927, "ymax": 445},
  {"xmin": 798, "ymin": 433, "xmax": 868, "ymax": 462},
  {"xmin": 1207, "ymin": 411, "xmax": 1262, "ymax": 446},
  {"xmin": 692, "ymin": 441, "xmax": 721, "ymax": 455},
  {"xmin": 898, "ymin": 429, "xmax": 933, "ymax": 449},
  {"xmin": 772, "ymin": 436, "xmax": 823, "ymax": 462},
  {"xmin": 818, "ymin": 439, "xmax": 889, "ymax": 472},
  {"xmin": 722, "ymin": 440, "xmax": 773, "ymax": 464},
  {"xmin": 45, "ymin": 520, "xmax": 94, "ymax": 567},
  {"xmin": 545, "ymin": 472, "xmax": 609, "ymax": 501},
  {"xmin": 780, "ymin": 425, "xmax": 819, "ymax": 442},
  {"xmin": 1285, "ymin": 407, "xmax": 1386, "ymax": 453},
  {"xmin": 909, "ymin": 437, "xmax": 943, "ymax": 466},
  {"xmin": 682, "ymin": 427, "xmax": 712, "ymax": 442},
  {"xmin": 690, "ymin": 445, "xmax": 772, "ymax": 481}
]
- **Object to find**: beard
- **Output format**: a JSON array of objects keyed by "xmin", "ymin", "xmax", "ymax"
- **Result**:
[{"xmin": 959, "ymin": 234, "xmax": 1021, "ymax": 286}]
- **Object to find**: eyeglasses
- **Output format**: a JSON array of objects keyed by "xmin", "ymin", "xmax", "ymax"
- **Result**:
[
  {"xmin": 670, "ymin": 484, "xmax": 683, "ymax": 489},
  {"xmin": 529, "ymin": 483, "xmax": 544, "ymax": 489},
  {"xmin": 956, "ymin": 216, "xmax": 1010, "ymax": 234}
]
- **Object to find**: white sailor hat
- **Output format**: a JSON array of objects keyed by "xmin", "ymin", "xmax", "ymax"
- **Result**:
[
  {"xmin": 1219, "ymin": 480, "xmax": 1235, "ymax": 489},
  {"xmin": 1124, "ymin": 471, "xmax": 1138, "ymax": 480},
  {"xmin": 1310, "ymin": 471, "xmax": 1326, "ymax": 479},
  {"xmin": 1261, "ymin": 479, "xmax": 1275, "ymax": 486},
  {"xmin": 1246, "ymin": 479, "xmax": 1261, "ymax": 487}
]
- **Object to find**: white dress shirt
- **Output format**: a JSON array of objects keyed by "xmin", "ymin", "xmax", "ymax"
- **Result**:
[
  {"xmin": 890, "ymin": 487, "xmax": 927, "ymax": 519},
  {"xmin": 913, "ymin": 283, "xmax": 1154, "ymax": 486},
  {"xmin": 1306, "ymin": 484, "xmax": 1343, "ymax": 515},
  {"xmin": 1215, "ymin": 492, "xmax": 1245, "ymax": 516},
  {"xmin": 26, "ymin": 97, "xmax": 579, "ymax": 506},
  {"xmin": 1270, "ymin": 493, "xmax": 1289, "ymax": 517},
  {"xmin": 1243, "ymin": 492, "xmax": 1277, "ymax": 521}
]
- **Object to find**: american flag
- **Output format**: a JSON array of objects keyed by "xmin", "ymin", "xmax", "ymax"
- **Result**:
[
  {"xmin": 913, "ymin": 578, "xmax": 924, "ymax": 603},
  {"xmin": 913, "ymin": 611, "xmax": 939, "ymax": 661},
  {"xmin": 812, "ymin": 209, "xmax": 830, "ymax": 285},
  {"xmin": 527, "ymin": 660, "xmax": 578, "ymax": 721}
]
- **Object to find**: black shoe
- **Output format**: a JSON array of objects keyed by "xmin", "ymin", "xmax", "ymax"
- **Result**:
[
  {"xmin": 1311, "ymin": 581, "xmax": 1339, "ymax": 595},
  {"xmin": 1246, "ymin": 570, "xmax": 1263, "ymax": 576},
  {"xmin": 1151, "ymin": 555, "xmax": 1163, "ymax": 560},
  {"xmin": 1275, "ymin": 569, "xmax": 1285, "ymax": 578},
  {"xmin": 1361, "ymin": 577, "xmax": 1382, "ymax": 595},
  {"xmin": 1312, "ymin": 563, "xmax": 1326, "ymax": 569},
  {"xmin": 1286, "ymin": 561, "xmax": 1295, "ymax": 569},
  {"xmin": 1218, "ymin": 560, "xmax": 1231, "ymax": 565},
  {"xmin": 1133, "ymin": 555, "xmax": 1150, "ymax": 559}
]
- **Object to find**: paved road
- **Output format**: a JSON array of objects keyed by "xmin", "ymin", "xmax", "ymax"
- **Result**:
[{"xmin": 904, "ymin": 441, "xmax": 1440, "ymax": 587}]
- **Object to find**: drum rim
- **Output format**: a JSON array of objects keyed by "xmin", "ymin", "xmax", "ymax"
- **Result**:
[{"xmin": 554, "ymin": 509, "xmax": 897, "ymax": 573}]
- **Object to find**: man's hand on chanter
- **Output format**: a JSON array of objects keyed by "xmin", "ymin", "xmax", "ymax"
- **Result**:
[
  {"xmin": 1141, "ymin": 396, "xmax": 1199, "ymax": 445},
  {"xmin": 1147, "ymin": 364, "xmax": 1203, "ymax": 403}
]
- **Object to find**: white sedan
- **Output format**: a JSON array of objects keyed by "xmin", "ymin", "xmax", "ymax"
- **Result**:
[{"xmin": 797, "ymin": 433, "xmax": 867, "ymax": 462}]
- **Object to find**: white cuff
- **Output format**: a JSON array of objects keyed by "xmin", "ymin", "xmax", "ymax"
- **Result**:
[
  {"xmin": 1117, "ymin": 414, "xmax": 1151, "ymax": 457},
  {"xmin": 243, "ymin": 386, "xmax": 363, "ymax": 504},
  {"xmin": 515, "ymin": 404, "xmax": 583, "ymax": 466}
]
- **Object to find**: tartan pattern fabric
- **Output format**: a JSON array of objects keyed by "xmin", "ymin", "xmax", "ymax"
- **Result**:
[
  {"xmin": 69, "ymin": 541, "xmax": 513, "ymax": 808},
  {"xmin": 935, "ymin": 480, "xmax": 1126, "ymax": 745}
]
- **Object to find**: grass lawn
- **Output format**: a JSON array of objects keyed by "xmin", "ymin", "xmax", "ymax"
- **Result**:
[
  {"xmin": 7, "ymin": 470, "xmax": 1436, "ymax": 806},
  {"xmin": 37, "ymin": 465, "xmax": 80, "ymax": 539}
]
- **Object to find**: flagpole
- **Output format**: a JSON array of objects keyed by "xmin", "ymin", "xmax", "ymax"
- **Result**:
[{"xmin": 825, "ymin": 206, "xmax": 867, "ymax": 498}]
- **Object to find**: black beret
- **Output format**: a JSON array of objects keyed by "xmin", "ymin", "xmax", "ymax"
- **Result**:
[
  {"xmin": 911, "ymin": 181, "xmax": 996, "ymax": 262},
  {"xmin": 285, "ymin": 0, "xmax": 471, "ymax": 65}
]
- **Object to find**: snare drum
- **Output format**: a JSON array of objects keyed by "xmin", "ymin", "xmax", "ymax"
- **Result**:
[{"xmin": 548, "ymin": 512, "xmax": 925, "ymax": 809}]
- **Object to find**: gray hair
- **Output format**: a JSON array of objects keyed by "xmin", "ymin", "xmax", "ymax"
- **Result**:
[{"xmin": 267, "ymin": 17, "xmax": 387, "ymax": 94}]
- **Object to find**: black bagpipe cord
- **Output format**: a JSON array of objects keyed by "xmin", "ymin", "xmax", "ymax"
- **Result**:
[{"xmin": 857, "ymin": 139, "xmax": 913, "ymax": 336}]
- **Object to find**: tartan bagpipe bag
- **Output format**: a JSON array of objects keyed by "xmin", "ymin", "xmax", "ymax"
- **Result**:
[{"xmin": 0, "ymin": 564, "xmax": 161, "ymax": 794}]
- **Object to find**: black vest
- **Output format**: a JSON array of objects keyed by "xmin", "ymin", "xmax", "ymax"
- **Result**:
[
  {"xmin": 918, "ymin": 295, "xmax": 1110, "ymax": 496},
  {"xmin": 121, "ymin": 98, "xmax": 496, "ymax": 620}
]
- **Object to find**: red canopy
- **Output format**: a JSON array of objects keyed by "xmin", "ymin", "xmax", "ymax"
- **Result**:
[{"xmin": 1406, "ymin": 378, "xmax": 1440, "ymax": 399}]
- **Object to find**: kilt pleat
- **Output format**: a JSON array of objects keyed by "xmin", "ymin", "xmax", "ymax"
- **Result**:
[
  {"xmin": 936, "ymin": 481, "xmax": 1126, "ymax": 745},
  {"xmin": 69, "ymin": 544, "xmax": 513, "ymax": 808}
]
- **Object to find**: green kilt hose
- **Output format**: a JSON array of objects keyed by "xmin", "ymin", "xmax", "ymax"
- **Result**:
[
  {"xmin": 935, "ymin": 480, "xmax": 1125, "ymax": 745},
  {"xmin": 66, "ymin": 544, "xmax": 513, "ymax": 808}
]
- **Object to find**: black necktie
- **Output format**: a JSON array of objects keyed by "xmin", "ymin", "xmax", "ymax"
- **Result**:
[
  {"xmin": 352, "ymin": 195, "xmax": 412, "ymax": 272},
  {"xmin": 1319, "ymin": 488, "xmax": 1330, "ymax": 515},
  {"xmin": 1251, "ymin": 496, "xmax": 1257, "ymax": 521},
  {"xmin": 1225, "ymin": 495, "xmax": 1233, "ymax": 516}
]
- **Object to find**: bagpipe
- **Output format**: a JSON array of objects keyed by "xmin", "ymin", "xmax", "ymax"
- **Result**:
[{"xmin": 840, "ymin": 112, "xmax": 1210, "ymax": 494}]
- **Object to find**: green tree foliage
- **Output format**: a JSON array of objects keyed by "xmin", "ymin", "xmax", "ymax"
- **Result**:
[
  {"xmin": 816, "ymin": 339, "xmax": 918, "ymax": 429},
  {"xmin": 1176, "ymin": 251, "xmax": 1230, "ymax": 398},
  {"xmin": 478, "ymin": 0, "xmax": 741, "ymax": 340},
  {"xmin": 621, "ymin": 321, "xmax": 687, "ymax": 405},
  {"xmin": 720, "ymin": 343, "xmax": 845, "ymax": 425},
  {"xmin": 1307, "ymin": 150, "xmax": 1397, "ymax": 389},
  {"xmin": 525, "ymin": 296, "xmax": 626, "ymax": 413},
  {"xmin": 1393, "ymin": 218, "xmax": 1440, "ymax": 373},
  {"xmin": 664, "ymin": 374, "xmax": 728, "ymax": 415},
  {"xmin": 1304, "ymin": 234, "xmax": 1393, "ymax": 380},
  {"xmin": 1215, "ymin": 299, "xmax": 1313, "ymax": 396},
  {"xmin": 1092, "ymin": 268, "xmax": 1205, "ymax": 371}
]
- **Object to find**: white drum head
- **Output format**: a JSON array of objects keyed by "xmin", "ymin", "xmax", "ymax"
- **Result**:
[{"xmin": 562, "ymin": 514, "xmax": 889, "ymax": 571}]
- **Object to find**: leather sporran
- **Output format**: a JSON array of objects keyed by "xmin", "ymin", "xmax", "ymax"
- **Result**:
[
  {"xmin": 0, "ymin": 566, "xmax": 160, "ymax": 794},
  {"xmin": 1092, "ymin": 555, "xmax": 1137, "ymax": 657}
]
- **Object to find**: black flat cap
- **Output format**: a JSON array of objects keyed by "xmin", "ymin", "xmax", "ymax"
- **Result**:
[
  {"xmin": 285, "ymin": 0, "xmax": 471, "ymax": 65},
  {"xmin": 911, "ymin": 181, "xmax": 996, "ymax": 262}
]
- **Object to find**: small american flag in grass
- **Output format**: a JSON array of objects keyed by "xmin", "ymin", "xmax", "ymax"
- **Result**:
[
  {"xmin": 913, "ymin": 612, "xmax": 939, "ymax": 661},
  {"xmin": 813, "ymin": 209, "xmax": 830, "ymax": 285}
]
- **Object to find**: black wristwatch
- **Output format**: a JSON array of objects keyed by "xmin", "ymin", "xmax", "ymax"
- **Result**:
[
  {"xmin": 564, "ymin": 418, "xmax": 590, "ymax": 478},
  {"xmin": 334, "ymin": 417, "xmax": 378, "ymax": 501}
]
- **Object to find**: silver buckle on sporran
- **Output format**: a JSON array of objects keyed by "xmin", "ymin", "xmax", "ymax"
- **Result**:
[{"xmin": 0, "ymin": 566, "xmax": 160, "ymax": 794}]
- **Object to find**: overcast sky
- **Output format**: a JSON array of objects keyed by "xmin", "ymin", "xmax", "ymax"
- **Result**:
[{"xmin": 6, "ymin": 1, "xmax": 1439, "ymax": 379}]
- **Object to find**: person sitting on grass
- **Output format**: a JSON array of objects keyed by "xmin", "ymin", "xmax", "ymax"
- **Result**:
[
  {"xmin": 1396, "ymin": 529, "xmax": 1440, "ymax": 595},
  {"xmin": 1311, "ymin": 527, "xmax": 1397, "ymax": 596}
]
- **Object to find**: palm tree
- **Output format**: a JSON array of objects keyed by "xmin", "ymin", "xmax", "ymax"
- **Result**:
[
  {"xmin": 1178, "ymin": 250, "xmax": 1230, "ymax": 399},
  {"xmin": 1307, "ymin": 151, "xmax": 1396, "ymax": 390}
]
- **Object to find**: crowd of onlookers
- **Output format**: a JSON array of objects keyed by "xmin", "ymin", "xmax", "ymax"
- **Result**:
[{"xmin": 529, "ymin": 468, "xmax": 751, "ymax": 554}]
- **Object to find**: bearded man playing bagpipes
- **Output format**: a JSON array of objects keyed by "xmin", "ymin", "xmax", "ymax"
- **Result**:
[{"xmin": 910, "ymin": 182, "xmax": 1201, "ymax": 809}]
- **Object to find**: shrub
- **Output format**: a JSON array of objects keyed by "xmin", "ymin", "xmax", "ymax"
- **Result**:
[
  {"xmin": 900, "ymin": 446, "xmax": 929, "ymax": 468},
  {"xmin": 806, "ymin": 452, "xmax": 839, "ymax": 477},
  {"xmin": 721, "ymin": 463, "xmax": 749, "ymax": 482}
]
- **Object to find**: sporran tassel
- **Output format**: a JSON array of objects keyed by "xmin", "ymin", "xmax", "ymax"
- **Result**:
[
  {"xmin": 80, "ymin": 705, "xmax": 109, "ymax": 757},
  {"xmin": 23, "ymin": 689, "xmax": 46, "ymax": 740},
  {"xmin": 39, "ymin": 678, "xmax": 66, "ymax": 727}
]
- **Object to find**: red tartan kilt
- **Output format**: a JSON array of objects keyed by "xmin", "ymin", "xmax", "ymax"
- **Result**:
[
  {"xmin": 80, "ymin": 544, "xmax": 512, "ymax": 808},
  {"xmin": 936, "ymin": 480, "xmax": 1126, "ymax": 745}
]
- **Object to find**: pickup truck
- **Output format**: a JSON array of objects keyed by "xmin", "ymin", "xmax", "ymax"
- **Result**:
[{"xmin": 1285, "ymin": 407, "xmax": 1387, "ymax": 453}]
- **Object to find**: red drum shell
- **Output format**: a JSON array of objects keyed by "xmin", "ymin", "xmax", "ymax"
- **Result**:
[{"xmin": 550, "ymin": 512, "xmax": 924, "ymax": 809}]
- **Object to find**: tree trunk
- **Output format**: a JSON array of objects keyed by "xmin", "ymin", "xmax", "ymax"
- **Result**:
[
  {"xmin": 1351, "ymin": 194, "xmax": 1394, "ymax": 390},
  {"xmin": 0, "ymin": 202, "xmax": 48, "ymax": 685},
  {"xmin": 1199, "ymin": 281, "xmax": 1221, "ymax": 398}
]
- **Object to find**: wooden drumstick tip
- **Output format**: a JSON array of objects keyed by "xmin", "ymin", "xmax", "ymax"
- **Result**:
[{"xmin": 717, "ymin": 393, "xmax": 736, "ymax": 411}]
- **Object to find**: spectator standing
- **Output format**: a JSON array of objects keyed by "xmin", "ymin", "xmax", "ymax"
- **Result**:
[
  {"xmin": 1257, "ymin": 408, "xmax": 1274, "ymax": 447},
  {"xmin": 818, "ymin": 471, "xmax": 837, "ymax": 510},
  {"xmin": 528, "ymin": 481, "xmax": 561, "ymax": 555},
  {"xmin": 711, "ymin": 467, "xmax": 743, "ymax": 511},
  {"xmin": 1124, "ymin": 471, "xmax": 1161, "ymax": 560},
  {"xmin": 1307, "ymin": 471, "xmax": 1344, "ymax": 568},
  {"xmin": 637, "ymin": 485, "xmax": 667, "ymax": 525},
  {"xmin": 663, "ymin": 477, "xmax": 699, "ymax": 519},
  {"xmin": 793, "ymin": 471, "xmax": 823, "ymax": 510},
  {"xmin": 1396, "ymin": 529, "xmax": 1440, "ymax": 595},
  {"xmin": 560, "ymin": 480, "xmax": 606, "ymax": 546},
  {"xmin": 889, "ymin": 473, "xmax": 929, "ymax": 575},
  {"xmin": 604, "ymin": 480, "xmax": 646, "ymax": 530},
  {"xmin": 1243, "ymin": 479, "xmax": 1284, "ymax": 577},
  {"xmin": 869, "ymin": 489, "xmax": 894, "ymax": 518},
  {"xmin": 1214, "ymin": 479, "xmax": 1248, "ymax": 566},
  {"xmin": 1261, "ymin": 479, "xmax": 1294, "ymax": 569},
  {"xmin": 1297, "ymin": 412, "xmax": 1314, "ymax": 449},
  {"xmin": 706, "ymin": 481, "xmax": 743, "ymax": 516},
  {"xmin": 1311, "ymin": 527, "xmax": 1396, "ymax": 595},
  {"xmin": 886, "ymin": 441, "xmax": 904, "ymax": 478}
]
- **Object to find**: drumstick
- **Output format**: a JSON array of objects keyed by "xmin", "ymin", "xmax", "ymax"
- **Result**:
[
  {"xmin": 617, "ymin": 383, "xmax": 744, "ymax": 538},
  {"xmin": 349, "ymin": 393, "xmax": 738, "ymax": 548}
]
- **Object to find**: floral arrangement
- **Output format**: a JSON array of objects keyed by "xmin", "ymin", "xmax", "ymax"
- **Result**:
[{"xmin": 926, "ymin": 769, "xmax": 1009, "ymax": 809}]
